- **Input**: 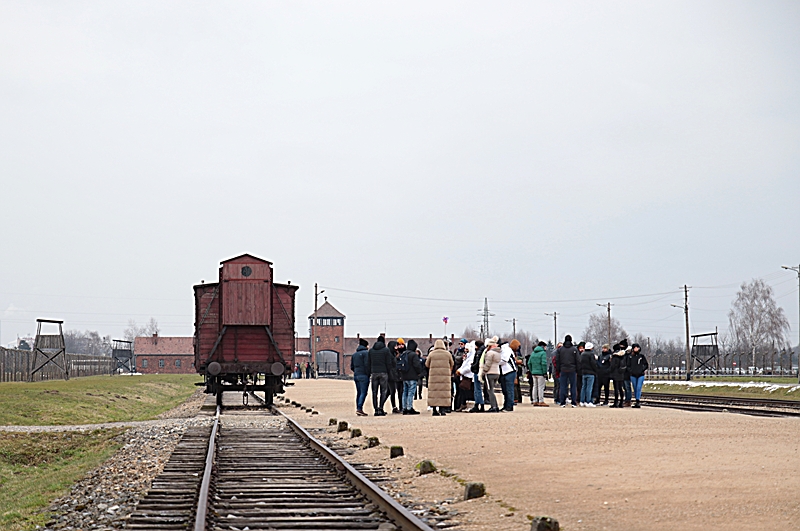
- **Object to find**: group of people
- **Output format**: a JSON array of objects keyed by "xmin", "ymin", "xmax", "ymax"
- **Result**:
[
  {"xmin": 350, "ymin": 333, "xmax": 650, "ymax": 416},
  {"xmin": 550, "ymin": 335, "xmax": 650, "ymax": 408},
  {"xmin": 291, "ymin": 361, "xmax": 314, "ymax": 379}
]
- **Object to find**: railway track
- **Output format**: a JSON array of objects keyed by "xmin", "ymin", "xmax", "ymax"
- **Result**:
[
  {"xmin": 528, "ymin": 385, "xmax": 800, "ymax": 417},
  {"xmin": 128, "ymin": 403, "xmax": 433, "ymax": 531}
]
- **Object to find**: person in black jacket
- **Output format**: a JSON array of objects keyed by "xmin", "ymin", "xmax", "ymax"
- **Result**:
[
  {"xmin": 555, "ymin": 335, "xmax": 580, "ymax": 407},
  {"xmin": 350, "ymin": 338, "xmax": 371, "ymax": 416},
  {"xmin": 469, "ymin": 339, "xmax": 486, "ymax": 412},
  {"xmin": 579, "ymin": 342, "xmax": 597, "ymax": 407},
  {"xmin": 609, "ymin": 343, "xmax": 627, "ymax": 408},
  {"xmin": 368, "ymin": 336, "xmax": 392, "ymax": 416},
  {"xmin": 400, "ymin": 340, "xmax": 422, "ymax": 414},
  {"xmin": 620, "ymin": 339, "xmax": 633, "ymax": 407},
  {"xmin": 628, "ymin": 343, "xmax": 649, "ymax": 408},
  {"xmin": 595, "ymin": 344, "xmax": 612, "ymax": 406},
  {"xmin": 386, "ymin": 340, "xmax": 403, "ymax": 414}
]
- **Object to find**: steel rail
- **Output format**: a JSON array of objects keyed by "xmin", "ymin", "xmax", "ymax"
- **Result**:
[
  {"xmin": 193, "ymin": 404, "xmax": 219, "ymax": 531},
  {"xmin": 269, "ymin": 403, "xmax": 434, "ymax": 531},
  {"xmin": 516, "ymin": 384, "xmax": 800, "ymax": 416}
]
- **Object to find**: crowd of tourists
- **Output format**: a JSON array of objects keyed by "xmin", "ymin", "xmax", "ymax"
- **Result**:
[{"xmin": 349, "ymin": 333, "xmax": 649, "ymax": 416}]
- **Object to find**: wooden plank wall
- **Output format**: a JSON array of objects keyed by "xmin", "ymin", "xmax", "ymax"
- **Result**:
[{"xmin": 0, "ymin": 348, "xmax": 114, "ymax": 382}]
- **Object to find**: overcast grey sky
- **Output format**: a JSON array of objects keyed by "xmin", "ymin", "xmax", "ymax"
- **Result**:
[{"xmin": 2, "ymin": 1, "xmax": 798, "ymax": 347}]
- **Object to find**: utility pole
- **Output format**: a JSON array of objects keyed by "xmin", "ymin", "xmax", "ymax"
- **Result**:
[
  {"xmin": 545, "ymin": 312, "xmax": 558, "ymax": 344},
  {"xmin": 782, "ymin": 264, "xmax": 800, "ymax": 382},
  {"xmin": 671, "ymin": 285, "xmax": 692, "ymax": 380},
  {"xmin": 684, "ymin": 285, "xmax": 691, "ymax": 380},
  {"xmin": 597, "ymin": 302, "xmax": 613, "ymax": 345},
  {"xmin": 312, "ymin": 283, "xmax": 325, "ymax": 377},
  {"xmin": 505, "ymin": 318, "xmax": 517, "ymax": 339}
]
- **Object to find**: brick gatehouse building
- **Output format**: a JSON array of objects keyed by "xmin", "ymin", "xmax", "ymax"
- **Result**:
[{"xmin": 294, "ymin": 300, "xmax": 456, "ymax": 377}]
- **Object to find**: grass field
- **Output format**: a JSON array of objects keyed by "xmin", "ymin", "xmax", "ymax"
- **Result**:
[
  {"xmin": 0, "ymin": 374, "xmax": 201, "ymax": 426},
  {"xmin": 0, "ymin": 429, "xmax": 123, "ymax": 531},
  {"xmin": 644, "ymin": 380, "xmax": 800, "ymax": 401}
]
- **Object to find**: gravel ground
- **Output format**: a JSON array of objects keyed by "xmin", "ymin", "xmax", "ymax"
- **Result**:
[
  {"xmin": 33, "ymin": 388, "xmax": 212, "ymax": 531},
  {"xmin": 282, "ymin": 378, "xmax": 800, "ymax": 531}
]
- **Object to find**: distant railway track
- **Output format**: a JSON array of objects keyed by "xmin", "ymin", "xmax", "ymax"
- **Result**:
[
  {"xmin": 638, "ymin": 392, "xmax": 800, "ymax": 418},
  {"xmin": 128, "ymin": 401, "xmax": 433, "ymax": 531},
  {"xmin": 530, "ymin": 386, "xmax": 800, "ymax": 418}
]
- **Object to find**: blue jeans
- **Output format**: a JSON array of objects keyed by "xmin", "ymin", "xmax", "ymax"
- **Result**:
[
  {"xmin": 559, "ymin": 372, "xmax": 578, "ymax": 405},
  {"xmin": 623, "ymin": 378, "xmax": 632, "ymax": 402},
  {"xmin": 402, "ymin": 380, "xmax": 417, "ymax": 410},
  {"xmin": 354, "ymin": 374, "xmax": 369, "ymax": 411},
  {"xmin": 500, "ymin": 371, "xmax": 516, "ymax": 410},
  {"xmin": 581, "ymin": 374, "xmax": 595, "ymax": 404},
  {"xmin": 631, "ymin": 375, "xmax": 644, "ymax": 401},
  {"xmin": 473, "ymin": 373, "xmax": 484, "ymax": 405}
]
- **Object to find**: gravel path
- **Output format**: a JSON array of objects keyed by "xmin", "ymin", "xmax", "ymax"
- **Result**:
[{"xmin": 33, "ymin": 388, "xmax": 212, "ymax": 531}]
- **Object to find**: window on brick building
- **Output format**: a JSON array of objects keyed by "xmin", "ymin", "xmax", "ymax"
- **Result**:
[
  {"xmin": 142, "ymin": 359, "xmax": 148, "ymax": 368},
  {"xmin": 175, "ymin": 359, "xmax": 181, "ymax": 367},
  {"xmin": 159, "ymin": 359, "xmax": 165, "ymax": 368},
  {"xmin": 335, "ymin": 336, "xmax": 339, "ymax": 343},
  {"xmin": 316, "ymin": 336, "xmax": 320, "ymax": 342}
]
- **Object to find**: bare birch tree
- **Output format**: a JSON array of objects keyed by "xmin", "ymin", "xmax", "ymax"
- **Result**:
[
  {"xmin": 124, "ymin": 318, "xmax": 160, "ymax": 342},
  {"xmin": 582, "ymin": 312, "xmax": 628, "ymax": 347},
  {"xmin": 728, "ymin": 279, "xmax": 790, "ymax": 367}
]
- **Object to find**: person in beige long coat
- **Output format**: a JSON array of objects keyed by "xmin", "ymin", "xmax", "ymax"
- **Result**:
[{"xmin": 425, "ymin": 339, "xmax": 454, "ymax": 416}]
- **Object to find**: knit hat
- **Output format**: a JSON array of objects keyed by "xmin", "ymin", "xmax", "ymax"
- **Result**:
[
  {"xmin": 585, "ymin": 342, "xmax": 594, "ymax": 350},
  {"xmin": 359, "ymin": 338, "xmax": 369, "ymax": 347},
  {"xmin": 509, "ymin": 339, "xmax": 521, "ymax": 351},
  {"xmin": 459, "ymin": 338, "xmax": 468, "ymax": 344},
  {"xmin": 397, "ymin": 338, "xmax": 405, "ymax": 345},
  {"xmin": 486, "ymin": 337, "xmax": 498, "ymax": 347},
  {"xmin": 602, "ymin": 343, "xmax": 610, "ymax": 350},
  {"xmin": 578, "ymin": 341, "xmax": 586, "ymax": 348}
]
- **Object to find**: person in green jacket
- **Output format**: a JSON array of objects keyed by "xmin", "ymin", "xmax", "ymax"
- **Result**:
[{"xmin": 527, "ymin": 342, "xmax": 549, "ymax": 407}]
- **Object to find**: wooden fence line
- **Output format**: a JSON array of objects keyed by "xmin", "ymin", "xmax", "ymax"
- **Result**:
[{"xmin": 0, "ymin": 347, "xmax": 114, "ymax": 382}]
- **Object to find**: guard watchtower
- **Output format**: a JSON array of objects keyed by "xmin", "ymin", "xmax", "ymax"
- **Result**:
[
  {"xmin": 691, "ymin": 331, "xmax": 720, "ymax": 376},
  {"xmin": 30, "ymin": 319, "xmax": 68, "ymax": 381},
  {"xmin": 112, "ymin": 339, "xmax": 135, "ymax": 374}
]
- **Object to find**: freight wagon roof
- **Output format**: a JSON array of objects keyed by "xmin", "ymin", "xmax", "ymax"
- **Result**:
[
  {"xmin": 221, "ymin": 253, "xmax": 272, "ymax": 265},
  {"xmin": 134, "ymin": 336, "xmax": 193, "ymax": 355}
]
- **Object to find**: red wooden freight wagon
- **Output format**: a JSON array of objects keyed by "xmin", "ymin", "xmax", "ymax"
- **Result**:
[{"xmin": 194, "ymin": 254, "xmax": 298, "ymax": 406}]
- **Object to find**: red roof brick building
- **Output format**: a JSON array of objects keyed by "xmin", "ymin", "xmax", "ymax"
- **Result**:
[
  {"xmin": 134, "ymin": 335, "xmax": 195, "ymax": 374},
  {"xmin": 295, "ymin": 300, "xmax": 455, "ymax": 377}
]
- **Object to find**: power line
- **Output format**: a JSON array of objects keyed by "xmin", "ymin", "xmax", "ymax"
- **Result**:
[{"xmin": 322, "ymin": 285, "xmax": 681, "ymax": 304}]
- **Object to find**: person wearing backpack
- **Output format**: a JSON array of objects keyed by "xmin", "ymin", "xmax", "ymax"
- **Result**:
[
  {"xmin": 455, "ymin": 340, "xmax": 476, "ymax": 412},
  {"xmin": 609, "ymin": 343, "xmax": 627, "ymax": 408},
  {"xmin": 399, "ymin": 340, "xmax": 422, "ymax": 414},
  {"xmin": 468, "ymin": 339, "xmax": 486, "ymax": 413}
]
